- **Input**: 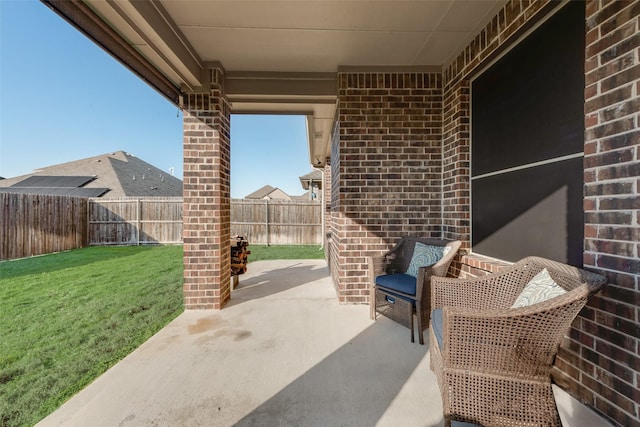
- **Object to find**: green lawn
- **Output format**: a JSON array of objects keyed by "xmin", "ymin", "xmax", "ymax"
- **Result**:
[
  {"xmin": 247, "ymin": 244, "xmax": 324, "ymax": 262},
  {"xmin": 0, "ymin": 244, "xmax": 323, "ymax": 426},
  {"xmin": 0, "ymin": 246, "xmax": 184, "ymax": 427}
]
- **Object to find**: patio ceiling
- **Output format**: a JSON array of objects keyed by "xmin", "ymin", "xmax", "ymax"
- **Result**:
[{"xmin": 43, "ymin": 0, "xmax": 507, "ymax": 167}]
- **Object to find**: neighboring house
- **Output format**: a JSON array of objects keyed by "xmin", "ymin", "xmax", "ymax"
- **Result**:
[
  {"xmin": 244, "ymin": 185, "xmax": 291, "ymax": 200},
  {"xmin": 291, "ymin": 191, "xmax": 311, "ymax": 201},
  {"xmin": 243, "ymin": 172, "xmax": 323, "ymax": 202},
  {"xmin": 299, "ymin": 170, "xmax": 322, "ymax": 201},
  {"xmin": 0, "ymin": 151, "xmax": 182, "ymax": 198}
]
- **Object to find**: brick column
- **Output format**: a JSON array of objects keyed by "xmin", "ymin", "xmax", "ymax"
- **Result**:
[
  {"xmin": 322, "ymin": 159, "xmax": 331, "ymax": 263},
  {"xmin": 332, "ymin": 71, "xmax": 443, "ymax": 304},
  {"xmin": 182, "ymin": 66, "xmax": 231, "ymax": 309},
  {"xmin": 441, "ymin": 79, "xmax": 471, "ymax": 278}
]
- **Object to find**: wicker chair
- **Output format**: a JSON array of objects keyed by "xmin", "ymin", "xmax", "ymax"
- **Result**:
[
  {"xmin": 429, "ymin": 256, "xmax": 606, "ymax": 427},
  {"xmin": 367, "ymin": 237, "xmax": 461, "ymax": 344}
]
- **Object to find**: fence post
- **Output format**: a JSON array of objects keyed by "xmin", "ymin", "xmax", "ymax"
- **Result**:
[
  {"xmin": 265, "ymin": 199, "xmax": 270, "ymax": 247},
  {"xmin": 136, "ymin": 198, "xmax": 141, "ymax": 245},
  {"xmin": 87, "ymin": 199, "xmax": 92, "ymax": 245}
]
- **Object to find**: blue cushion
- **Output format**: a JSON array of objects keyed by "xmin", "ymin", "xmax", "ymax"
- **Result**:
[
  {"xmin": 451, "ymin": 422, "xmax": 483, "ymax": 427},
  {"xmin": 375, "ymin": 273, "xmax": 416, "ymax": 296},
  {"xmin": 431, "ymin": 308, "xmax": 444, "ymax": 350}
]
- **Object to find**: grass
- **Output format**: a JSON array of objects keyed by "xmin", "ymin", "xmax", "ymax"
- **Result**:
[
  {"xmin": 0, "ymin": 245, "xmax": 184, "ymax": 427},
  {"xmin": 247, "ymin": 244, "xmax": 325, "ymax": 262},
  {"xmin": 0, "ymin": 243, "xmax": 323, "ymax": 426}
]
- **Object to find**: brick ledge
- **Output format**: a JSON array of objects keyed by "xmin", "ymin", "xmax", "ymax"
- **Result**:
[{"xmin": 458, "ymin": 252, "xmax": 513, "ymax": 276}]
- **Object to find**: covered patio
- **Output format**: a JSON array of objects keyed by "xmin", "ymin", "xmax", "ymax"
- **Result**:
[
  {"xmin": 37, "ymin": 260, "xmax": 603, "ymax": 426},
  {"xmin": 42, "ymin": 1, "xmax": 639, "ymax": 426},
  {"xmin": 38, "ymin": 260, "xmax": 441, "ymax": 426}
]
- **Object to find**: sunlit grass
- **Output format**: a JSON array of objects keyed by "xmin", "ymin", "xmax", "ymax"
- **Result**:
[
  {"xmin": 247, "ymin": 244, "xmax": 325, "ymax": 262},
  {"xmin": 0, "ymin": 243, "xmax": 325, "ymax": 426},
  {"xmin": 0, "ymin": 246, "xmax": 184, "ymax": 427}
]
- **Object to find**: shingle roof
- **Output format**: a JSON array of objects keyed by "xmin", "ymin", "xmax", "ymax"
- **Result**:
[
  {"xmin": 0, "ymin": 187, "xmax": 109, "ymax": 197},
  {"xmin": 245, "ymin": 185, "xmax": 276, "ymax": 199},
  {"xmin": 299, "ymin": 170, "xmax": 323, "ymax": 190},
  {"xmin": 10, "ymin": 175, "xmax": 96, "ymax": 188},
  {"xmin": 0, "ymin": 151, "xmax": 182, "ymax": 197},
  {"xmin": 244, "ymin": 185, "xmax": 293, "ymax": 200}
]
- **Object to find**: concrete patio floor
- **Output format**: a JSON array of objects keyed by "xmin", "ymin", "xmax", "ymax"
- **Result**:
[
  {"xmin": 38, "ymin": 259, "xmax": 443, "ymax": 427},
  {"xmin": 38, "ymin": 259, "xmax": 607, "ymax": 427}
]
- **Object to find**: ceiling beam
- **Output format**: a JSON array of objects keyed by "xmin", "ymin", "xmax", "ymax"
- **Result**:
[
  {"xmin": 115, "ymin": 0, "xmax": 204, "ymax": 90},
  {"xmin": 42, "ymin": 0, "xmax": 180, "ymax": 105},
  {"xmin": 225, "ymin": 72, "xmax": 337, "ymax": 100}
]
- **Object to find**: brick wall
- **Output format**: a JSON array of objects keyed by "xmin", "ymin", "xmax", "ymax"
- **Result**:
[
  {"xmin": 438, "ymin": 1, "xmax": 639, "ymax": 425},
  {"xmin": 332, "ymin": 71, "xmax": 443, "ymax": 303},
  {"xmin": 182, "ymin": 67, "xmax": 232, "ymax": 310},
  {"xmin": 322, "ymin": 158, "xmax": 331, "ymax": 263},
  {"xmin": 441, "ymin": 78, "xmax": 471, "ymax": 278},
  {"xmin": 577, "ymin": 1, "xmax": 639, "ymax": 424},
  {"xmin": 329, "ymin": 121, "xmax": 341, "ymax": 293}
]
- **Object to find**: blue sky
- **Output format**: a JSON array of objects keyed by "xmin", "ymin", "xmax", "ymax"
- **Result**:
[{"xmin": 0, "ymin": 1, "xmax": 311, "ymax": 198}]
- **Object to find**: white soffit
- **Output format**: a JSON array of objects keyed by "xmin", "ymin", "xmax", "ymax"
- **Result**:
[
  {"xmin": 160, "ymin": 0, "xmax": 507, "ymax": 72},
  {"xmin": 79, "ymin": 0, "xmax": 509, "ymax": 167}
]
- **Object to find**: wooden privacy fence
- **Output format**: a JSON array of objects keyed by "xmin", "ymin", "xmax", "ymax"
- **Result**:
[
  {"xmin": 88, "ymin": 197, "xmax": 183, "ymax": 245},
  {"xmin": 89, "ymin": 198, "xmax": 321, "ymax": 246},
  {"xmin": 1, "ymin": 193, "xmax": 88, "ymax": 260},
  {"xmin": 231, "ymin": 199, "xmax": 322, "ymax": 245},
  {"xmin": 1, "ymin": 196, "xmax": 322, "ymax": 259}
]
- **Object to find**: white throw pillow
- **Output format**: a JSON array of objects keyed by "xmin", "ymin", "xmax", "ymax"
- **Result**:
[{"xmin": 511, "ymin": 268, "xmax": 567, "ymax": 308}]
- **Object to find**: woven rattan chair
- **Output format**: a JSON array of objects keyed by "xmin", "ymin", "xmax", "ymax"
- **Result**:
[
  {"xmin": 367, "ymin": 237, "xmax": 461, "ymax": 344},
  {"xmin": 429, "ymin": 256, "xmax": 606, "ymax": 427}
]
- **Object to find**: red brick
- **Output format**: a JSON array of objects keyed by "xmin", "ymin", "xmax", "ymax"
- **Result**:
[
  {"xmin": 183, "ymin": 68, "xmax": 231, "ymax": 310},
  {"xmin": 330, "ymin": 1, "xmax": 639, "ymax": 424}
]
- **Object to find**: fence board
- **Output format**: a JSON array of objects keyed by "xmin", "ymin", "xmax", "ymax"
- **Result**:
[
  {"xmin": 88, "ymin": 198, "xmax": 183, "ymax": 245},
  {"xmin": 2, "ymin": 196, "xmax": 321, "ymax": 259},
  {"xmin": 230, "ymin": 199, "xmax": 321, "ymax": 245},
  {"xmin": 1, "ymin": 193, "xmax": 88, "ymax": 260}
]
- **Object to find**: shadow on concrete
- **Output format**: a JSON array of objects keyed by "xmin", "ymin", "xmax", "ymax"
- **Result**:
[
  {"xmin": 232, "ymin": 321, "xmax": 440, "ymax": 427},
  {"xmin": 35, "ymin": 259, "xmax": 444, "ymax": 426},
  {"xmin": 231, "ymin": 262, "xmax": 331, "ymax": 302}
]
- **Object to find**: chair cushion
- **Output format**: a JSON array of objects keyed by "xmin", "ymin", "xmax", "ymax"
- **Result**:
[
  {"xmin": 431, "ymin": 308, "xmax": 444, "ymax": 350},
  {"xmin": 375, "ymin": 273, "xmax": 416, "ymax": 296},
  {"xmin": 406, "ymin": 243, "xmax": 448, "ymax": 277},
  {"xmin": 511, "ymin": 268, "xmax": 567, "ymax": 308},
  {"xmin": 451, "ymin": 421, "xmax": 483, "ymax": 427}
]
